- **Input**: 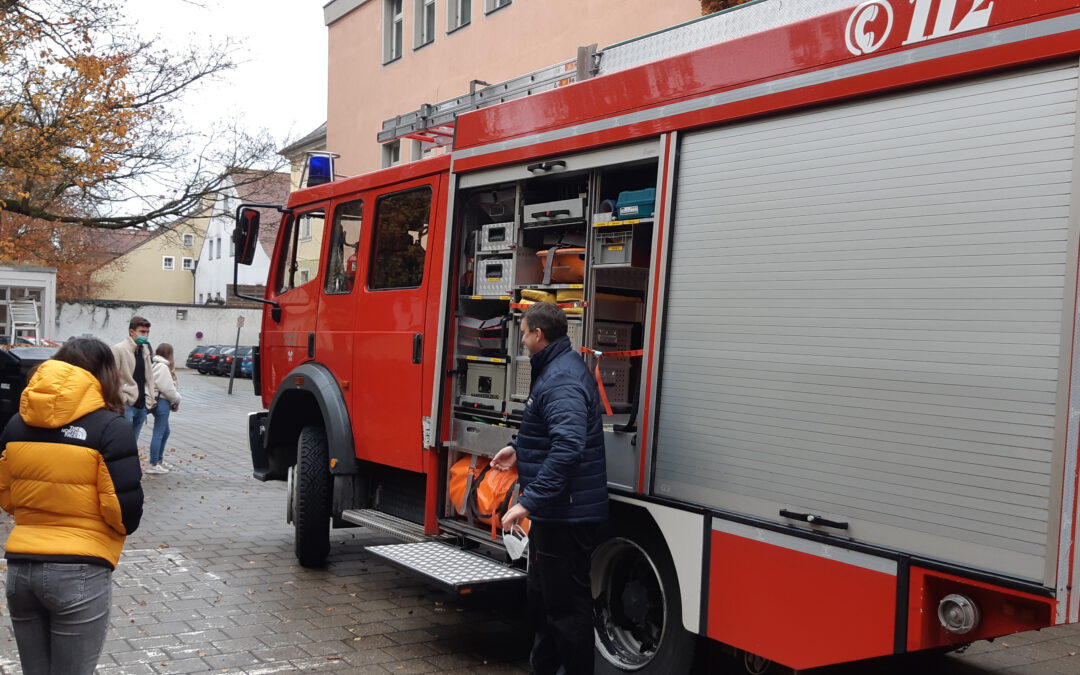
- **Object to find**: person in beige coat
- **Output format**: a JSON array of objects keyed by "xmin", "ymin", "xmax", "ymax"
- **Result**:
[
  {"xmin": 111, "ymin": 316, "xmax": 157, "ymax": 444},
  {"xmin": 146, "ymin": 344, "xmax": 181, "ymax": 474}
]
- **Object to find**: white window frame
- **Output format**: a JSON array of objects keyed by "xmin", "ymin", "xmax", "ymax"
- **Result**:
[
  {"xmin": 230, "ymin": 236, "xmax": 236, "ymax": 257},
  {"xmin": 414, "ymin": 0, "xmax": 436, "ymax": 48},
  {"xmin": 216, "ymin": 237, "xmax": 222, "ymax": 259},
  {"xmin": 382, "ymin": 140, "xmax": 401, "ymax": 168},
  {"xmin": 448, "ymin": 0, "xmax": 470, "ymax": 31},
  {"xmin": 384, "ymin": 0, "xmax": 404, "ymax": 63},
  {"xmin": 182, "ymin": 257, "xmax": 194, "ymax": 271},
  {"xmin": 198, "ymin": 293, "xmax": 204, "ymax": 304},
  {"xmin": 162, "ymin": 256, "xmax": 175, "ymax": 271},
  {"xmin": 485, "ymin": 0, "xmax": 510, "ymax": 14},
  {"xmin": 299, "ymin": 268, "xmax": 310, "ymax": 285},
  {"xmin": 300, "ymin": 217, "xmax": 312, "ymax": 241},
  {"xmin": 182, "ymin": 233, "xmax": 195, "ymax": 247}
]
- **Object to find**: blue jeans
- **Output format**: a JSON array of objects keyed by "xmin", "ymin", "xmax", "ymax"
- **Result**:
[
  {"xmin": 149, "ymin": 397, "xmax": 171, "ymax": 464},
  {"xmin": 5, "ymin": 561, "xmax": 113, "ymax": 675},
  {"xmin": 123, "ymin": 404, "xmax": 148, "ymax": 444}
]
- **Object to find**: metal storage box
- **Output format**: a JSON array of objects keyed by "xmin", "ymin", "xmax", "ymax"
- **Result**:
[
  {"xmin": 592, "ymin": 321, "xmax": 633, "ymax": 352},
  {"xmin": 598, "ymin": 358, "xmax": 632, "ymax": 407},
  {"xmin": 523, "ymin": 198, "xmax": 585, "ymax": 225},
  {"xmin": 450, "ymin": 418, "xmax": 517, "ymax": 457},
  {"xmin": 457, "ymin": 315, "xmax": 507, "ymax": 355},
  {"xmin": 478, "ymin": 222, "xmax": 516, "ymax": 253},
  {"xmin": 474, "ymin": 257, "xmax": 514, "ymax": 297},
  {"xmin": 461, "ymin": 361, "xmax": 506, "ymax": 411}
]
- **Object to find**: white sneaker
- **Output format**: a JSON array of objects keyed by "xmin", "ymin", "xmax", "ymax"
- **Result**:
[
  {"xmin": 161, "ymin": 461, "xmax": 177, "ymax": 470},
  {"xmin": 145, "ymin": 464, "xmax": 169, "ymax": 474}
]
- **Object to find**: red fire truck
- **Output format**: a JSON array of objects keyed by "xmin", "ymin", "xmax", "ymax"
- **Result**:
[{"xmin": 235, "ymin": 1, "xmax": 1080, "ymax": 671}]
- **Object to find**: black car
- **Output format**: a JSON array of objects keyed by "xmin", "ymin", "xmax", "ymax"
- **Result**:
[
  {"xmin": 196, "ymin": 346, "xmax": 224, "ymax": 374},
  {"xmin": 214, "ymin": 346, "xmax": 254, "ymax": 376},
  {"xmin": 185, "ymin": 345, "xmax": 208, "ymax": 369}
]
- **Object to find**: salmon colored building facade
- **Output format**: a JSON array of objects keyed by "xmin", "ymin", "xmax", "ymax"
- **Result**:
[{"xmin": 324, "ymin": 0, "xmax": 702, "ymax": 175}]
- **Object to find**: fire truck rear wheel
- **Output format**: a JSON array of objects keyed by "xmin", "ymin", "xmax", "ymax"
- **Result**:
[
  {"xmin": 293, "ymin": 425, "xmax": 331, "ymax": 568},
  {"xmin": 593, "ymin": 524, "xmax": 696, "ymax": 674}
]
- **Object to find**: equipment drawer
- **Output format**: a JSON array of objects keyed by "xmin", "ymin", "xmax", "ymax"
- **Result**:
[
  {"xmin": 523, "ymin": 198, "xmax": 585, "ymax": 225},
  {"xmin": 450, "ymin": 418, "xmax": 517, "ymax": 457},
  {"xmin": 478, "ymin": 222, "xmax": 516, "ymax": 253},
  {"xmin": 474, "ymin": 257, "xmax": 514, "ymax": 297}
]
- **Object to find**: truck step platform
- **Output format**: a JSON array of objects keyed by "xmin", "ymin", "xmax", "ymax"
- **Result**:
[
  {"xmin": 339, "ymin": 509, "xmax": 426, "ymax": 543},
  {"xmin": 365, "ymin": 541, "xmax": 526, "ymax": 593}
]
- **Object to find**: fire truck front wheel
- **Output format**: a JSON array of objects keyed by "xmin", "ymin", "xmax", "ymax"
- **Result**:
[
  {"xmin": 293, "ymin": 425, "xmax": 331, "ymax": 568},
  {"xmin": 593, "ymin": 523, "xmax": 695, "ymax": 674}
]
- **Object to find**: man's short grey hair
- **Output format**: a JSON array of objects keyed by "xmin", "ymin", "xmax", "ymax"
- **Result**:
[{"xmin": 523, "ymin": 302, "xmax": 567, "ymax": 342}]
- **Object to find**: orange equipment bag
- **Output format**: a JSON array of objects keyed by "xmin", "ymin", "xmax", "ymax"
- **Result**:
[{"xmin": 448, "ymin": 455, "xmax": 530, "ymax": 538}]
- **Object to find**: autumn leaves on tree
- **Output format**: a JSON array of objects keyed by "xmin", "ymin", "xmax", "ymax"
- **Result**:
[{"xmin": 0, "ymin": 0, "xmax": 284, "ymax": 298}]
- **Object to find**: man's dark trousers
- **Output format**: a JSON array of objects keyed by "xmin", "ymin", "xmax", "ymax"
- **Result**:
[{"xmin": 528, "ymin": 520, "xmax": 601, "ymax": 675}]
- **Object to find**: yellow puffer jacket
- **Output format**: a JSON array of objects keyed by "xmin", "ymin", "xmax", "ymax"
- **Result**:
[{"xmin": 0, "ymin": 360, "xmax": 143, "ymax": 569}]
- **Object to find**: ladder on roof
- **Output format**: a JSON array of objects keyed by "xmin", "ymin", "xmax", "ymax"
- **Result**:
[
  {"xmin": 377, "ymin": 45, "xmax": 599, "ymax": 147},
  {"xmin": 376, "ymin": 0, "xmax": 860, "ymax": 147}
]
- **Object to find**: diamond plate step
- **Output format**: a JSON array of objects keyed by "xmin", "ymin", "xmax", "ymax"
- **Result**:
[{"xmin": 365, "ymin": 541, "xmax": 525, "ymax": 593}]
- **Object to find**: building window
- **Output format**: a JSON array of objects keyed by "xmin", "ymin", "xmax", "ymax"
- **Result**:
[
  {"xmin": 369, "ymin": 186, "xmax": 431, "ymax": 290},
  {"xmin": 182, "ymin": 257, "xmax": 194, "ymax": 271},
  {"xmin": 300, "ymin": 217, "xmax": 312, "ymax": 241},
  {"xmin": 448, "ymin": 0, "xmax": 470, "ymax": 31},
  {"xmin": 183, "ymin": 233, "xmax": 194, "ymax": 247},
  {"xmin": 384, "ymin": 0, "xmax": 404, "ymax": 63},
  {"xmin": 485, "ymin": 0, "xmax": 510, "ymax": 14},
  {"xmin": 176, "ymin": 309, "xmax": 188, "ymax": 320},
  {"xmin": 382, "ymin": 140, "xmax": 401, "ymax": 168},
  {"xmin": 414, "ymin": 0, "xmax": 435, "ymax": 48},
  {"xmin": 198, "ymin": 293, "xmax": 204, "ymax": 303},
  {"xmin": 299, "ymin": 269, "xmax": 310, "ymax": 285},
  {"xmin": 216, "ymin": 237, "xmax": 222, "ymax": 259},
  {"xmin": 230, "ymin": 237, "xmax": 236, "ymax": 257},
  {"xmin": 163, "ymin": 256, "xmax": 175, "ymax": 270}
]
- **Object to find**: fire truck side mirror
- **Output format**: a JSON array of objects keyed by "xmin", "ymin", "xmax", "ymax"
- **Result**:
[{"xmin": 234, "ymin": 208, "xmax": 260, "ymax": 265}]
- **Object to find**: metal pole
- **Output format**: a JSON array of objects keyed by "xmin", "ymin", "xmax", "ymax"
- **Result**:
[{"xmin": 228, "ymin": 320, "xmax": 242, "ymax": 395}]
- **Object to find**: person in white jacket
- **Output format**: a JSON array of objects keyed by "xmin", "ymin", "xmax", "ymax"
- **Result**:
[{"xmin": 146, "ymin": 344, "xmax": 181, "ymax": 474}]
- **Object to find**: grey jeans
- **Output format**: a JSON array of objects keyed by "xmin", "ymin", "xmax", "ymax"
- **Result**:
[{"xmin": 5, "ymin": 560, "xmax": 113, "ymax": 675}]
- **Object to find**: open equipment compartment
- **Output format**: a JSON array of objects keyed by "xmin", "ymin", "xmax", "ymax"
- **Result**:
[{"xmin": 442, "ymin": 150, "xmax": 660, "ymax": 534}]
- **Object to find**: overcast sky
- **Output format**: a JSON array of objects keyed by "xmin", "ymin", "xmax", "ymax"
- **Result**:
[{"xmin": 123, "ymin": 0, "xmax": 328, "ymax": 147}]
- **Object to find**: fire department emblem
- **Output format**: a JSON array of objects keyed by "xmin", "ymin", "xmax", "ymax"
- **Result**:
[{"xmin": 846, "ymin": 0, "xmax": 894, "ymax": 56}]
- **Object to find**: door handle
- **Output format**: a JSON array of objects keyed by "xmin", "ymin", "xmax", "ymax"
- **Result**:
[
  {"xmin": 412, "ymin": 333, "xmax": 423, "ymax": 364},
  {"xmin": 308, "ymin": 332, "xmax": 315, "ymax": 358}
]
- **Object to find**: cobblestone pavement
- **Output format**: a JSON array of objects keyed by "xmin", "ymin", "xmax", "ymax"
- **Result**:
[{"xmin": 0, "ymin": 369, "xmax": 1075, "ymax": 674}]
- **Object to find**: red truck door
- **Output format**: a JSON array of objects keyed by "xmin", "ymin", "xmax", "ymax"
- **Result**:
[
  {"xmin": 263, "ymin": 207, "xmax": 327, "ymax": 392},
  {"xmin": 348, "ymin": 178, "xmax": 440, "ymax": 473}
]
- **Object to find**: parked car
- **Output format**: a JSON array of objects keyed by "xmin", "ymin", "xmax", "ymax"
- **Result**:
[
  {"xmin": 239, "ymin": 349, "xmax": 254, "ymax": 378},
  {"xmin": 229, "ymin": 346, "xmax": 254, "ymax": 378},
  {"xmin": 185, "ymin": 345, "xmax": 208, "ymax": 369},
  {"xmin": 214, "ymin": 346, "xmax": 238, "ymax": 376},
  {"xmin": 196, "ymin": 345, "xmax": 224, "ymax": 374}
]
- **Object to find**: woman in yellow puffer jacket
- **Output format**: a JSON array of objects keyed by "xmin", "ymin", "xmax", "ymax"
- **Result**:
[{"xmin": 0, "ymin": 338, "xmax": 144, "ymax": 675}]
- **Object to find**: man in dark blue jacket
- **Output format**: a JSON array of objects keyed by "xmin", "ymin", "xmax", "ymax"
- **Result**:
[{"xmin": 494, "ymin": 301, "xmax": 607, "ymax": 675}]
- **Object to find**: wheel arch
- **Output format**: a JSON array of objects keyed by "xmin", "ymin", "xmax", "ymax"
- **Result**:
[
  {"xmin": 266, "ymin": 362, "xmax": 358, "ymax": 478},
  {"xmin": 609, "ymin": 496, "xmax": 705, "ymax": 635}
]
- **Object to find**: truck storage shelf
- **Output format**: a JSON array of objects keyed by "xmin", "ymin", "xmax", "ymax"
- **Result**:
[
  {"xmin": 515, "ymin": 283, "xmax": 584, "ymax": 290},
  {"xmin": 593, "ymin": 218, "xmax": 654, "ymax": 228},
  {"xmin": 459, "ymin": 355, "xmax": 509, "ymax": 364},
  {"xmin": 519, "ymin": 219, "xmax": 586, "ymax": 229},
  {"xmin": 364, "ymin": 541, "xmax": 525, "ymax": 593},
  {"xmin": 460, "ymin": 295, "xmax": 513, "ymax": 301}
]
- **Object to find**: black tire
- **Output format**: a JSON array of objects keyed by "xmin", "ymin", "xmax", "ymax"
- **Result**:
[
  {"xmin": 294, "ymin": 425, "xmax": 331, "ymax": 568},
  {"xmin": 593, "ymin": 520, "xmax": 697, "ymax": 674}
]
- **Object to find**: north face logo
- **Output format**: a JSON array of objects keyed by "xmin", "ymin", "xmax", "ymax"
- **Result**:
[{"xmin": 61, "ymin": 426, "xmax": 87, "ymax": 441}]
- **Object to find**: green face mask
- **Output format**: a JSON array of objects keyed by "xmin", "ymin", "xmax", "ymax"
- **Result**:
[{"xmin": 135, "ymin": 336, "xmax": 150, "ymax": 346}]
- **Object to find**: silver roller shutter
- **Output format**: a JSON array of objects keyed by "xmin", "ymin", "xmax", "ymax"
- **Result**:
[{"xmin": 654, "ymin": 62, "xmax": 1079, "ymax": 582}]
